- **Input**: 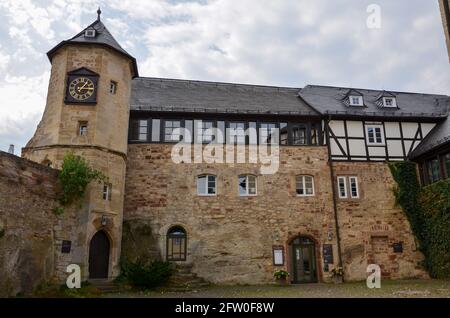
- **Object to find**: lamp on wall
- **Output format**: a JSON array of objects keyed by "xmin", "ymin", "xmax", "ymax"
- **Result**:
[
  {"xmin": 327, "ymin": 231, "xmax": 334, "ymax": 241},
  {"xmin": 101, "ymin": 215, "xmax": 107, "ymax": 227}
]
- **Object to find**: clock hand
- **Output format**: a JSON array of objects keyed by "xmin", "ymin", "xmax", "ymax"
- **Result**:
[{"xmin": 77, "ymin": 81, "xmax": 89, "ymax": 93}]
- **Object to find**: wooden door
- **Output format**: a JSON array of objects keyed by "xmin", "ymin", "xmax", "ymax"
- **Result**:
[{"xmin": 89, "ymin": 231, "xmax": 110, "ymax": 279}]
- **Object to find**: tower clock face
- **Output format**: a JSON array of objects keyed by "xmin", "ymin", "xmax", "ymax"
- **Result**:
[{"xmin": 68, "ymin": 77, "xmax": 96, "ymax": 101}]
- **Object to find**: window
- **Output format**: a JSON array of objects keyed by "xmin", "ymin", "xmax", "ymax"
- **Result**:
[
  {"xmin": 280, "ymin": 123, "xmax": 288, "ymax": 145},
  {"xmin": 79, "ymin": 122, "xmax": 88, "ymax": 136},
  {"xmin": 296, "ymin": 175, "xmax": 315, "ymax": 196},
  {"xmin": 349, "ymin": 177, "xmax": 359, "ymax": 198},
  {"xmin": 444, "ymin": 153, "xmax": 450, "ymax": 178},
  {"xmin": 228, "ymin": 122, "xmax": 246, "ymax": 144},
  {"xmin": 197, "ymin": 175, "xmax": 216, "ymax": 196},
  {"xmin": 109, "ymin": 81, "xmax": 117, "ymax": 94},
  {"xmin": 337, "ymin": 176, "xmax": 347, "ymax": 198},
  {"xmin": 260, "ymin": 123, "xmax": 277, "ymax": 144},
  {"xmin": 198, "ymin": 121, "xmax": 214, "ymax": 143},
  {"xmin": 311, "ymin": 125, "xmax": 319, "ymax": 145},
  {"xmin": 349, "ymin": 95, "xmax": 364, "ymax": 106},
  {"xmin": 337, "ymin": 176, "xmax": 359, "ymax": 199},
  {"xmin": 164, "ymin": 120, "xmax": 182, "ymax": 142},
  {"xmin": 426, "ymin": 158, "xmax": 441, "ymax": 183},
  {"xmin": 138, "ymin": 120, "xmax": 148, "ymax": 141},
  {"xmin": 166, "ymin": 226, "xmax": 187, "ymax": 261},
  {"xmin": 366, "ymin": 125, "xmax": 384, "ymax": 145},
  {"xmin": 85, "ymin": 29, "xmax": 96, "ymax": 37},
  {"xmin": 382, "ymin": 97, "xmax": 396, "ymax": 107},
  {"xmin": 238, "ymin": 175, "xmax": 257, "ymax": 196},
  {"xmin": 102, "ymin": 183, "xmax": 112, "ymax": 201},
  {"xmin": 292, "ymin": 125, "xmax": 307, "ymax": 145}
]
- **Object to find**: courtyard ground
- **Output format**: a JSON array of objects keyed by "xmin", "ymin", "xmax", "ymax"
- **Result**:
[{"xmin": 106, "ymin": 279, "xmax": 450, "ymax": 298}]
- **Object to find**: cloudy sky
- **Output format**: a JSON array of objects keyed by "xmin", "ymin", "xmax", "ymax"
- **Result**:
[{"xmin": 0, "ymin": 0, "xmax": 449, "ymax": 152}]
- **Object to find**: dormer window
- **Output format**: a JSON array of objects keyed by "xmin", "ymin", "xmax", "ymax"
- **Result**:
[
  {"xmin": 382, "ymin": 97, "xmax": 397, "ymax": 108},
  {"xmin": 85, "ymin": 29, "xmax": 96, "ymax": 38},
  {"xmin": 349, "ymin": 95, "xmax": 364, "ymax": 106}
]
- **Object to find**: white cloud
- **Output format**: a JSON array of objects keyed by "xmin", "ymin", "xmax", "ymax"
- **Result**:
[
  {"xmin": 0, "ymin": 0, "xmax": 449, "ymax": 152},
  {"xmin": 0, "ymin": 72, "xmax": 50, "ymax": 152}
]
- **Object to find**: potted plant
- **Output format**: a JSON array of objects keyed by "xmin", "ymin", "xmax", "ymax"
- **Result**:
[
  {"xmin": 274, "ymin": 270, "xmax": 290, "ymax": 285},
  {"xmin": 331, "ymin": 266, "xmax": 344, "ymax": 284}
]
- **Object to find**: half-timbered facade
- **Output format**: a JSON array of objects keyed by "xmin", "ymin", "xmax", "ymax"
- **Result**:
[{"xmin": 21, "ymin": 13, "xmax": 450, "ymax": 285}]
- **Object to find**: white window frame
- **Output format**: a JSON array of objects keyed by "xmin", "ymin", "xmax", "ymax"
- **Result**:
[
  {"xmin": 138, "ymin": 120, "xmax": 148, "ymax": 141},
  {"xmin": 296, "ymin": 175, "xmax": 315, "ymax": 197},
  {"xmin": 164, "ymin": 120, "xmax": 182, "ymax": 142},
  {"xmin": 102, "ymin": 183, "xmax": 111, "ymax": 201},
  {"xmin": 238, "ymin": 175, "xmax": 257, "ymax": 196},
  {"xmin": 349, "ymin": 176, "xmax": 359, "ymax": 198},
  {"xmin": 228, "ymin": 122, "xmax": 246, "ymax": 145},
  {"xmin": 197, "ymin": 175, "xmax": 217, "ymax": 196},
  {"xmin": 337, "ymin": 176, "xmax": 347, "ymax": 198},
  {"xmin": 198, "ymin": 121, "xmax": 214, "ymax": 143},
  {"xmin": 85, "ymin": 29, "xmax": 96, "ymax": 38},
  {"xmin": 349, "ymin": 95, "xmax": 364, "ymax": 106},
  {"xmin": 109, "ymin": 81, "xmax": 117, "ymax": 95},
  {"xmin": 79, "ymin": 122, "xmax": 88, "ymax": 136},
  {"xmin": 366, "ymin": 125, "xmax": 385, "ymax": 145},
  {"xmin": 382, "ymin": 97, "xmax": 396, "ymax": 108}
]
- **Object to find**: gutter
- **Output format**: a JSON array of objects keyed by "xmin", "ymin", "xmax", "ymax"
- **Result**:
[{"xmin": 324, "ymin": 115, "xmax": 344, "ymax": 273}]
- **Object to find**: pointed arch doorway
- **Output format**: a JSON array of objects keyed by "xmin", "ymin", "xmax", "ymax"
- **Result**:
[
  {"xmin": 89, "ymin": 230, "xmax": 110, "ymax": 279},
  {"xmin": 290, "ymin": 236, "xmax": 318, "ymax": 283}
]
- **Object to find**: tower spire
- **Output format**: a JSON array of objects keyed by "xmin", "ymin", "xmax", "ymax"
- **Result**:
[{"xmin": 97, "ymin": 7, "xmax": 102, "ymax": 21}]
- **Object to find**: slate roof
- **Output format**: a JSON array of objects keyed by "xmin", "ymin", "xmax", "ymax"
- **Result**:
[
  {"xmin": 47, "ymin": 18, "xmax": 139, "ymax": 77},
  {"xmin": 410, "ymin": 117, "xmax": 450, "ymax": 159},
  {"xmin": 130, "ymin": 77, "xmax": 319, "ymax": 115},
  {"xmin": 299, "ymin": 85, "xmax": 449, "ymax": 119}
]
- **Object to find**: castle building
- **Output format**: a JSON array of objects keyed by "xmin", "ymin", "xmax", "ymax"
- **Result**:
[{"xmin": 20, "ymin": 11, "xmax": 450, "ymax": 285}]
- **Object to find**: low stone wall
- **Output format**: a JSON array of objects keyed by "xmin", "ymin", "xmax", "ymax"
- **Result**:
[{"xmin": 0, "ymin": 151, "xmax": 81, "ymax": 296}]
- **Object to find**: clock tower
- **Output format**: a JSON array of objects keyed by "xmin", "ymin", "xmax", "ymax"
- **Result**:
[{"xmin": 22, "ymin": 9, "xmax": 138, "ymax": 281}]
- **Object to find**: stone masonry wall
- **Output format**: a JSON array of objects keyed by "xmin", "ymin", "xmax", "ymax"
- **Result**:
[
  {"xmin": 0, "ymin": 151, "xmax": 83, "ymax": 296},
  {"xmin": 124, "ymin": 144, "xmax": 339, "ymax": 284},
  {"xmin": 124, "ymin": 144, "xmax": 427, "ymax": 284},
  {"xmin": 333, "ymin": 162, "xmax": 428, "ymax": 280}
]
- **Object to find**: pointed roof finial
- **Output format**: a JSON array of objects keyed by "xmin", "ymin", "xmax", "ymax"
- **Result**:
[{"xmin": 97, "ymin": 7, "xmax": 102, "ymax": 21}]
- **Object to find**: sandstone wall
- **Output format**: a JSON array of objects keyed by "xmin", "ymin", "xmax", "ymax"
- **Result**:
[
  {"xmin": 0, "ymin": 151, "xmax": 84, "ymax": 296},
  {"xmin": 333, "ymin": 162, "xmax": 427, "ymax": 280},
  {"xmin": 124, "ymin": 144, "xmax": 339, "ymax": 284},
  {"xmin": 124, "ymin": 144, "xmax": 427, "ymax": 284}
]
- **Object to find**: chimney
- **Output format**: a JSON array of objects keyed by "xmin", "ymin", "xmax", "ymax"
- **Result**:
[{"xmin": 8, "ymin": 144, "xmax": 14, "ymax": 155}]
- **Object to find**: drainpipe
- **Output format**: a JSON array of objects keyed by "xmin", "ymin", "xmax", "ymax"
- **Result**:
[{"xmin": 325, "ymin": 115, "xmax": 344, "ymax": 272}]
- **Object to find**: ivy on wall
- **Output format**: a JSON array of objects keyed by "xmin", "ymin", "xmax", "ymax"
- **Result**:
[
  {"xmin": 389, "ymin": 162, "xmax": 450, "ymax": 278},
  {"xmin": 55, "ymin": 152, "xmax": 106, "ymax": 214}
]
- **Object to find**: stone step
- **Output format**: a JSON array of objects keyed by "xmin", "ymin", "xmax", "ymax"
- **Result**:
[{"xmin": 88, "ymin": 279, "xmax": 121, "ymax": 293}]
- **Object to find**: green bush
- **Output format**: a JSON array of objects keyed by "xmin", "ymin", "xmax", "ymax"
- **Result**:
[
  {"xmin": 119, "ymin": 260, "xmax": 174, "ymax": 290},
  {"xmin": 389, "ymin": 162, "xmax": 450, "ymax": 278},
  {"xmin": 57, "ymin": 152, "xmax": 106, "ymax": 208}
]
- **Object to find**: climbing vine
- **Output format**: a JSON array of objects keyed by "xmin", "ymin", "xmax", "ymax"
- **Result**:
[
  {"xmin": 57, "ymin": 152, "xmax": 106, "ymax": 208},
  {"xmin": 389, "ymin": 161, "xmax": 450, "ymax": 278}
]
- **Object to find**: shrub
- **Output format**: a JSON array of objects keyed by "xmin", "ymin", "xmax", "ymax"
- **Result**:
[
  {"xmin": 119, "ymin": 260, "xmax": 174, "ymax": 290},
  {"xmin": 273, "ymin": 270, "xmax": 289, "ymax": 280},
  {"xmin": 56, "ymin": 152, "xmax": 106, "ymax": 212}
]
